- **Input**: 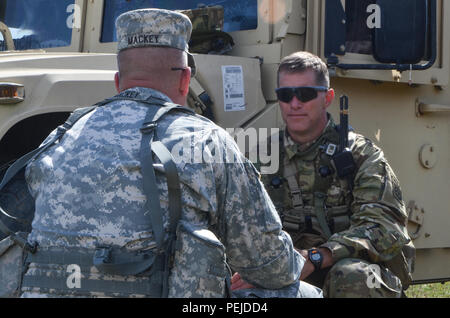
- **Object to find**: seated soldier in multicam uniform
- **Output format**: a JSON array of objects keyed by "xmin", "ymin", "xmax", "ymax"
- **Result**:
[{"xmin": 252, "ymin": 51, "xmax": 415, "ymax": 298}]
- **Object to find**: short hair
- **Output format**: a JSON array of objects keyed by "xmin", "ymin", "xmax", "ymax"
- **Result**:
[{"xmin": 277, "ymin": 51, "xmax": 330, "ymax": 87}]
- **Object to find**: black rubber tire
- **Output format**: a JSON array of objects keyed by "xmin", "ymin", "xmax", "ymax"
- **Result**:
[{"xmin": 0, "ymin": 169, "xmax": 35, "ymax": 240}]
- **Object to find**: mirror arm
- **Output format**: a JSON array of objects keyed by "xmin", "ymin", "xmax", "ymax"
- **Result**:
[{"xmin": 0, "ymin": 21, "xmax": 15, "ymax": 51}]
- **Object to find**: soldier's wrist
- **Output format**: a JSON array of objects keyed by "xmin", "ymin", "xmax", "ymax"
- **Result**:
[
  {"xmin": 319, "ymin": 241, "xmax": 352, "ymax": 264},
  {"xmin": 317, "ymin": 247, "xmax": 334, "ymax": 268}
]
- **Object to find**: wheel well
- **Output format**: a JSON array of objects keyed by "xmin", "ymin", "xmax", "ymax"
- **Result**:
[{"xmin": 0, "ymin": 112, "xmax": 70, "ymax": 173}]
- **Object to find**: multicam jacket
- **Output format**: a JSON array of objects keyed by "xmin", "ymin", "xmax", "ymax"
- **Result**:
[{"xmin": 261, "ymin": 114, "xmax": 415, "ymax": 286}]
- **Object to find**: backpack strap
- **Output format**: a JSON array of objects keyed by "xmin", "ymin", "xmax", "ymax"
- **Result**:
[
  {"xmin": 150, "ymin": 141, "xmax": 182, "ymax": 298},
  {"xmin": 138, "ymin": 99, "xmax": 194, "ymax": 297},
  {"xmin": 139, "ymin": 99, "xmax": 192, "ymax": 247}
]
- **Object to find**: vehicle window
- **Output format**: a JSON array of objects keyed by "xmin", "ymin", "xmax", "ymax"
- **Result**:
[
  {"xmin": 345, "ymin": 0, "xmax": 375, "ymax": 55},
  {"xmin": 101, "ymin": 0, "xmax": 258, "ymax": 43},
  {"xmin": 0, "ymin": 0, "xmax": 75, "ymax": 51}
]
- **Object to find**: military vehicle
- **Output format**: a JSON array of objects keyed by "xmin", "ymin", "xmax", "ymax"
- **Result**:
[{"xmin": 0, "ymin": 0, "xmax": 448, "ymax": 287}]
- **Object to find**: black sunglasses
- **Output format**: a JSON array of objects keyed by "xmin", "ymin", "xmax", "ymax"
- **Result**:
[{"xmin": 275, "ymin": 86, "xmax": 329, "ymax": 103}]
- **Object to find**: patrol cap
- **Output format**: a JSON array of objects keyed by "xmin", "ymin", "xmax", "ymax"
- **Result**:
[{"xmin": 115, "ymin": 8, "xmax": 196, "ymax": 76}]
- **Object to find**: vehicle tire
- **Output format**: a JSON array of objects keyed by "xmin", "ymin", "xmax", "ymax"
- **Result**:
[{"xmin": 0, "ymin": 169, "xmax": 34, "ymax": 240}]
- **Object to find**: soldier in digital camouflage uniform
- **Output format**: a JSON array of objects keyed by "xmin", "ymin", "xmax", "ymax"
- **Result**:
[
  {"xmin": 258, "ymin": 51, "xmax": 415, "ymax": 298},
  {"xmin": 16, "ymin": 9, "xmax": 322, "ymax": 298}
]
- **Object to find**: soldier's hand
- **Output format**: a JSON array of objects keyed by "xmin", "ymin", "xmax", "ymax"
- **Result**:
[{"xmin": 231, "ymin": 272, "xmax": 255, "ymax": 291}]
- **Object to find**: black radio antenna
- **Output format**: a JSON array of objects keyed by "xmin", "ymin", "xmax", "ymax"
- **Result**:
[{"xmin": 339, "ymin": 95, "xmax": 349, "ymax": 151}]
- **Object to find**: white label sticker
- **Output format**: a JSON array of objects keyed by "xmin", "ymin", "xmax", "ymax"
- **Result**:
[{"xmin": 222, "ymin": 65, "xmax": 245, "ymax": 112}]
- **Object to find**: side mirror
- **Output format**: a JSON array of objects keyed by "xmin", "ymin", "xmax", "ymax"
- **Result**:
[{"xmin": 373, "ymin": 0, "xmax": 428, "ymax": 64}]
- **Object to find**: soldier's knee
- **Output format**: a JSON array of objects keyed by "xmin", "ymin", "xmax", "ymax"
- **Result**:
[
  {"xmin": 325, "ymin": 258, "xmax": 369, "ymax": 297},
  {"xmin": 323, "ymin": 258, "xmax": 402, "ymax": 298}
]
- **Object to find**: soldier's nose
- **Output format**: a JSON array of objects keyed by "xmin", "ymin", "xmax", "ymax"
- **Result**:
[{"xmin": 290, "ymin": 96, "xmax": 304, "ymax": 109}]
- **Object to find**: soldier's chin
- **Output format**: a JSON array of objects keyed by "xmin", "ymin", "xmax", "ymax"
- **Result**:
[
  {"xmin": 287, "ymin": 121, "xmax": 308, "ymax": 133},
  {"xmin": 287, "ymin": 115, "xmax": 308, "ymax": 125}
]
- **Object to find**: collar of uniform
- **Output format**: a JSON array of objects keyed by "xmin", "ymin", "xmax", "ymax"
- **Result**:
[
  {"xmin": 118, "ymin": 87, "xmax": 174, "ymax": 104},
  {"xmin": 284, "ymin": 113, "xmax": 337, "ymax": 160},
  {"xmin": 283, "ymin": 130, "xmax": 300, "ymax": 160}
]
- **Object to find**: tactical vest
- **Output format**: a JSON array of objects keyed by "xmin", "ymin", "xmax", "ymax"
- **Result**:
[
  {"xmin": 0, "ymin": 92, "xmax": 231, "ymax": 297},
  {"xmin": 263, "ymin": 125, "xmax": 353, "ymax": 249}
]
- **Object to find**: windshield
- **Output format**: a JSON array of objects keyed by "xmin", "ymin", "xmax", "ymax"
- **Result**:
[
  {"xmin": 0, "ymin": 0, "xmax": 75, "ymax": 51},
  {"xmin": 101, "ymin": 0, "xmax": 258, "ymax": 43}
]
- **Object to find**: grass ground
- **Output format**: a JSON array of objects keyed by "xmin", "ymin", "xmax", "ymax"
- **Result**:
[{"xmin": 405, "ymin": 282, "xmax": 450, "ymax": 298}]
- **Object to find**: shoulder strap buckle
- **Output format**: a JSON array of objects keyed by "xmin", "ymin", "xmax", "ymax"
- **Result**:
[{"xmin": 140, "ymin": 122, "xmax": 158, "ymax": 134}]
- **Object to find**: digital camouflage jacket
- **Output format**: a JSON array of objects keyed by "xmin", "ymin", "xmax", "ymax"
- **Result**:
[{"xmin": 21, "ymin": 87, "xmax": 307, "ymax": 297}]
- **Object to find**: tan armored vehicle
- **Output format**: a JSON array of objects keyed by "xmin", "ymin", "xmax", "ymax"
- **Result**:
[{"xmin": 0, "ymin": 0, "xmax": 448, "ymax": 287}]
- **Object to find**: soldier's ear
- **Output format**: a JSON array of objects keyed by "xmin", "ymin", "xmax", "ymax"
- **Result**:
[
  {"xmin": 324, "ymin": 88, "xmax": 335, "ymax": 109},
  {"xmin": 178, "ymin": 67, "xmax": 191, "ymax": 97},
  {"xmin": 114, "ymin": 72, "xmax": 121, "ymax": 93}
]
